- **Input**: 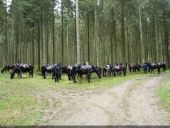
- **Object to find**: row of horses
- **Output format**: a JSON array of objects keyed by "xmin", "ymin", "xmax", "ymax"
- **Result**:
[
  {"xmin": 128, "ymin": 62, "xmax": 166, "ymax": 74},
  {"xmin": 0, "ymin": 62, "xmax": 166, "ymax": 83},
  {"xmin": 41, "ymin": 64, "xmax": 102, "ymax": 83},
  {"xmin": 0, "ymin": 63, "xmax": 126, "ymax": 83},
  {"xmin": 1, "ymin": 64, "xmax": 34, "ymax": 79}
]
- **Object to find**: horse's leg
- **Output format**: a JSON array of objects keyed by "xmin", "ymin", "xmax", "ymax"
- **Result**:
[
  {"xmin": 44, "ymin": 73, "xmax": 46, "ymax": 79},
  {"xmin": 72, "ymin": 73, "xmax": 76, "ymax": 83},
  {"xmin": 57, "ymin": 73, "xmax": 59, "ymax": 82},
  {"xmin": 86, "ymin": 73, "xmax": 90, "ymax": 83},
  {"xmin": 55, "ymin": 74, "xmax": 57, "ymax": 82},
  {"xmin": 20, "ymin": 71, "xmax": 22, "ymax": 78},
  {"xmin": 113, "ymin": 70, "xmax": 116, "ymax": 76},
  {"xmin": 104, "ymin": 70, "xmax": 106, "ymax": 77},
  {"xmin": 52, "ymin": 73, "xmax": 54, "ymax": 79},
  {"xmin": 29, "ymin": 70, "xmax": 31, "ymax": 77},
  {"xmin": 31, "ymin": 68, "xmax": 33, "ymax": 77},
  {"xmin": 67, "ymin": 73, "xmax": 71, "ymax": 80},
  {"xmin": 108, "ymin": 70, "xmax": 110, "ymax": 77},
  {"xmin": 123, "ymin": 69, "xmax": 126, "ymax": 76},
  {"xmin": 158, "ymin": 67, "xmax": 160, "ymax": 74},
  {"xmin": 17, "ymin": 72, "xmax": 19, "ymax": 78}
]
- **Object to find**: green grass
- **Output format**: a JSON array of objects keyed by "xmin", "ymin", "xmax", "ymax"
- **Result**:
[
  {"xmin": 0, "ymin": 72, "xmax": 156, "ymax": 125},
  {"xmin": 156, "ymin": 74, "xmax": 170, "ymax": 111}
]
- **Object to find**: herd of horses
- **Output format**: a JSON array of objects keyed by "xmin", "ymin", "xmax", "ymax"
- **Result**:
[{"xmin": 0, "ymin": 62, "xmax": 167, "ymax": 83}]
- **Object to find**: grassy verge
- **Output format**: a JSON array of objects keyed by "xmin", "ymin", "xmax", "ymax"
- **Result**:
[
  {"xmin": 0, "ymin": 72, "xmax": 155, "ymax": 125},
  {"xmin": 156, "ymin": 73, "xmax": 170, "ymax": 111}
]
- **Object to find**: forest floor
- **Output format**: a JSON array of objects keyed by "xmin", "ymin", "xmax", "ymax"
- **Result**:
[{"xmin": 0, "ymin": 71, "xmax": 170, "ymax": 125}]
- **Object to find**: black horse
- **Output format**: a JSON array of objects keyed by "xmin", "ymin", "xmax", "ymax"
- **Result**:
[
  {"xmin": 158, "ymin": 63, "xmax": 166, "ymax": 72},
  {"xmin": 113, "ymin": 64, "xmax": 126, "ymax": 76},
  {"xmin": 103, "ymin": 64, "xmax": 116, "ymax": 77},
  {"xmin": 41, "ymin": 64, "xmax": 53, "ymax": 79},
  {"xmin": 71, "ymin": 64, "xmax": 101, "ymax": 83},
  {"xmin": 128, "ymin": 64, "xmax": 142, "ymax": 72},
  {"xmin": 143, "ymin": 62, "xmax": 162, "ymax": 74},
  {"xmin": 52, "ymin": 64, "xmax": 62, "ymax": 82},
  {"xmin": 150, "ymin": 63, "xmax": 161, "ymax": 74},
  {"xmin": 1, "ymin": 64, "xmax": 15, "ymax": 73},
  {"xmin": 10, "ymin": 64, "xmax": 34, "ymax": 79},
  {"xmin": 61, "ymin": 65, "xmax": 77, "ymax": 82}
]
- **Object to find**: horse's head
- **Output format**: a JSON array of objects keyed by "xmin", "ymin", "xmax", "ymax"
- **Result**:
[
  {"xmin": 138, "ymin": 64, "xmax": 142, "ymax": 68},
  {"xmin": 94, "ymin": 66, "xmax": 102, "ymax": 79},
  {"xmin": 10, "ymin": 70, "xmax": 15, "ymax": 79},
  {"xmin": 1, "ymin": 65, "xmax": 7, "ymax": 73}
]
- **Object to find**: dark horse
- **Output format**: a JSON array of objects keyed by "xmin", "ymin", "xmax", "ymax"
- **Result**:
[
  {"xmin": 149, "ymin": 63, "xmax": 161, "ymax": 74},
  {"xmin": 103, "ymin": 64, "xmax": 126, "ymax": 77},
  {"xmin": 41, "ymin": 64, "xmax": 53, "ymax": 79},
  {"xmin": 158, "ymin": 63, "xmax": 166, "ymax": 72},
  {"xmin": 10, "ymin": 64, "xmax": 34, "ymax": 79},
  {"xmin": 103, "ymin": 64, "xmax": 116, "ymax": 77},
  {"xmin": 143, "ymin": 62, "xmax": 164, "ymax": 74},
  {"xmin": 128, "ymin": 64, "xmax": 142, "ymax": 72},
  {"xmin": 52, "ymin": 64, "xmax": 62, "ymax": 82},
  {"xmin": 61, "ymin": 65, "xmax": 76, "ymax": 82},
  {"xmin": 1, "ymin": 64, "xmax": 15, "ymax": 73},
  {"xmin": 71, "ymin": 64, "xmax": 101, "ymax": 83},
  {"xmin": 113, "ymin": 64, "xmax": 126, "ymax": 76}
]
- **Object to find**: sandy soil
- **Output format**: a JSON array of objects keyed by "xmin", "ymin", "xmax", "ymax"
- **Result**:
[{"xmin": 32, "ymin": 73, "xmax": 170, "ymax": 125}]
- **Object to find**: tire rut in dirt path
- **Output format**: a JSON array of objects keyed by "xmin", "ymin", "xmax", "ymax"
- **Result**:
[
  {"xmin": 88, "ymin": 74, "xmax": 170, "ymax": 125},
  {"xmin": 31, "ymin": 73, "xmax": 170, "ymax": 125},
  {"xmin": 124, "ymin": 74, "xmax": 170, "ymax": 125}
]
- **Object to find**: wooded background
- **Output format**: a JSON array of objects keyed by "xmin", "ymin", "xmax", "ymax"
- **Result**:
[{"xmin": 0, "ymin": 0, "xmax": 170, "ymax": 70}]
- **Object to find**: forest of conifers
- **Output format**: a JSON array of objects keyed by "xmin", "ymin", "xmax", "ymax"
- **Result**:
[{"xmin": 0, "ymin": 0, "xmax": 170, "ymax": 70}]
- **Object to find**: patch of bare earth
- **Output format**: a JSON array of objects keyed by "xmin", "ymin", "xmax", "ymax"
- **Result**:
[{"xmin": 32, "ymin": 74, "xmax": 170, "ymax": 125}]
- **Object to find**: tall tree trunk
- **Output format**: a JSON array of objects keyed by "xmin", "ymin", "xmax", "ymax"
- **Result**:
[
  {"xmin": 76, "ymin": 0, "xmax": 80, "ymax": 64},
  {"xmin": 87, "ymin": 12, "xmax": 90, "ymax": 63},
  {"xmin": 66, "ymin": 19, "xmax": 70, "ymax": 64},
  {"xmin": 163, "ymin": 10, "xmax": 170, "ymax": 67},
  {"xmin": 61, "ymin": 0, "xmax": 64, "ymax": 64},
  {"xmin": 121, "ymin": 0, "xmax": 126, "ymax": 64},
  {"xmin": 110, "ymin": 9, "xmax": 115, "ymax": 64},
  {"xmin": 52, "ymin": 0, "xmax": 55, "ymax": 64},
  {"xmin": 95, "ymin": 5, "xmax": 99, "ymax": 66},
  {"xmin": 38, "ymin": 23, "xmax": 41, "ymax": 71},
  {"xmin": 5, "ymin": 0, "xmax": 8, "ymax": 64},
  {"xmin": 32, "ymin": 28, "xmax": 35, "ymax": 65},
  {"xmin": 138, "ymin": 0, "xmax": 144, "ymax": 63},
  {"xmin": 46, "ymin": 18, "xmax": 49, "ymax": 63}
]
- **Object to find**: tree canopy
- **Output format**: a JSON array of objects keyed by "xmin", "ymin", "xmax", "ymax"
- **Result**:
[{"xmin": 0, "ymin": 0, "xmax": 170, "ymax": 68}]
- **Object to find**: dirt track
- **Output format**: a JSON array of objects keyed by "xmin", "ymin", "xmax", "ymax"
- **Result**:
[{"xmin": 33, "ymin": 73, "xmax": 170, "ymax": 125}]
